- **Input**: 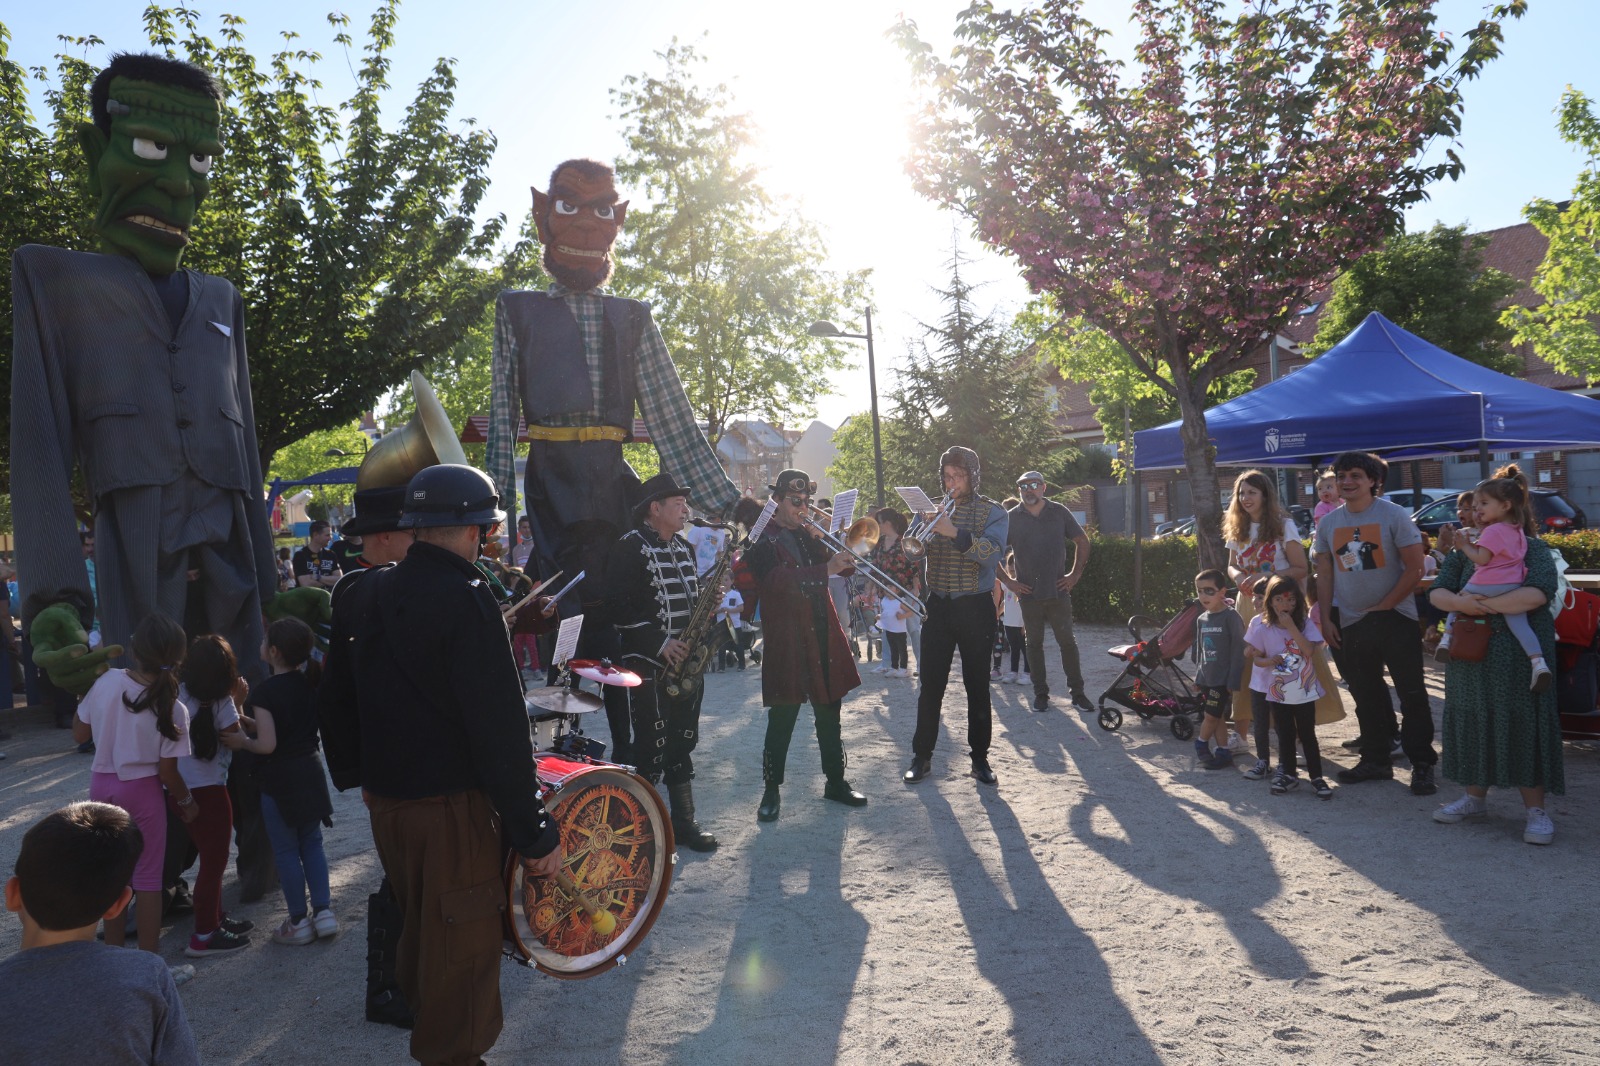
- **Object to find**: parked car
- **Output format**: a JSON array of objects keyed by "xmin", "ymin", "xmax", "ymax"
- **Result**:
[
  {"xmin": 1385, "ymin": 487, "xmax": 1479, "ymax": 513},
  {"xmin": 1153, "ymin": 516, "xmax": 1195, "ymax": 539},
  {"xmin": 1411, "ymin": 489, "xmax": 1587, "ymax": 536}
]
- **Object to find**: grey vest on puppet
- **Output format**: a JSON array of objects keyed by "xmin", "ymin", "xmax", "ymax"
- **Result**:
[{"xmin": 499, "ymin": 291, "xmax": 646, "ymax": 434}]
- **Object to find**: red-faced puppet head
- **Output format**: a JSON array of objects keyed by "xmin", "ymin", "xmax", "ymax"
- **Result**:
[{"xmin": 532, "ymin": 158, "xmax": 628, "ymax": 292}]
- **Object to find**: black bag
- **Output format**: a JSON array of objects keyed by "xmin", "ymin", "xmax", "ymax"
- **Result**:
[
  {"xmin": 1557, "ymin": 648, "xmax": 1598, "ymax": 717},
  {"xmin": 257, "ymin": 751, "xmax": 335, "ymax": 829}
]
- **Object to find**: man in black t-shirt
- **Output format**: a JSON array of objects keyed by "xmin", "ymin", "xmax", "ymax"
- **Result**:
[
  {"xmin": 292, "ymin": 521, "xmax": 342, "ymax": 590},
  {"xmin": 331, "ymin": 534, "xmax": 364, "ymax": 574}
]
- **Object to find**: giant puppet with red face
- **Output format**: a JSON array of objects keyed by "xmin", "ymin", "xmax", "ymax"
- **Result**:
[
  {"xmin": 10, "ymin": 52, "xmax": 279, "ymax": 690},
  {"xmin": 487, "ymin": 159, "xmax": 750, "ymax": 756}
]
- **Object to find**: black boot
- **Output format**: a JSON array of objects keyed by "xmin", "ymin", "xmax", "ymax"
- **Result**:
[
  {"xmin": 366, "ymin": 882, "xmax": 415, "ymax": 1029},
  {"xmin": 668, "ymin": 780, "xmax": 719, "ymax": 851},
  {"xmin": 758, "ymin": 750, "xmax": 783, "ymax": 822}
]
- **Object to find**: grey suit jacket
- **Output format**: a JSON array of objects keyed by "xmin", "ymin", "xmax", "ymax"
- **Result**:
[{"xmin": 10, "ymin": 245, "xmax": 277, "ymax": 609}]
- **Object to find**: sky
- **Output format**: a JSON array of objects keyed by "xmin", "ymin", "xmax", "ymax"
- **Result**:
[{"xmin": 6, "ymin": 0, "xmax": 1597, "ymax": 431}]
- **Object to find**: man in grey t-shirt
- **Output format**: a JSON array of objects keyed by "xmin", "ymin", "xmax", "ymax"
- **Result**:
[
  {"xmin": 1000, "ymin": 470, "xmax": 1092, "ymax": 713},
  {"xmin": 1313, "ymin": 451, "xmax": 1436, "ymax": 795}
]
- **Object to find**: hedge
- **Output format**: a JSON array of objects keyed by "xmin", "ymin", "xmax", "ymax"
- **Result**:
[{"xmin": 1072, "ymin": 530, "xmax": 1600, "ymax": 628}]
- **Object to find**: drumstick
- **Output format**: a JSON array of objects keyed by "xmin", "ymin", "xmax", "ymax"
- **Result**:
[
  {"xmin": 504, "ymin": 570, "xmax": 563, "ymax": 618},
  {"xmin": 554, "ymin": 869, "xmax": 616, "ymax": 935},
  {"xmin": 547, "ymin": 570, "xmax": 587, "ymax": 610}
]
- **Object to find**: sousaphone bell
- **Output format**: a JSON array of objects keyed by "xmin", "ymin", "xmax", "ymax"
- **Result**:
[{"xmin": 356, "ymin": 371, "xmax": 470, "ymax": 489}]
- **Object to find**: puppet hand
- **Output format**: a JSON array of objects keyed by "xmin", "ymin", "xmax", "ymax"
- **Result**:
[{"xmin": 32, "ymin": 604, "xmax": 122, "ymax": 695}]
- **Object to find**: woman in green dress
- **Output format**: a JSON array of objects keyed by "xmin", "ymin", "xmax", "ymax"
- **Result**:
[{"xmin": 1427, "ymin": 496, "xmax": 1564, "ymax": 845}]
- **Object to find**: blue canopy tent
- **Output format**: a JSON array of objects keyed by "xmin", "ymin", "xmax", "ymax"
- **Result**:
[
  {"xmin": 1132, "ymin": 312, "xmax": 1600, "ymax": 471},
  {"xmin": 266, "ymin": 466, "xmax": 359, "ymax": 513}
]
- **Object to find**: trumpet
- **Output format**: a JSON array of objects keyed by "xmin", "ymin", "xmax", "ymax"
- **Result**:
[
  {"xmin": 802, "ymin": 506, "xmax": 927, "ymax": 619},
  {"xmin": 902, "ymin": 495, "xmax": 957, "ymax": 559}
]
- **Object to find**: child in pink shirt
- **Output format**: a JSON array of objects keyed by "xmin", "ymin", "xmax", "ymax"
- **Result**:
[{"xmin": 1434, "ymin": 472, "xmax": 1549, "ymax": 691}]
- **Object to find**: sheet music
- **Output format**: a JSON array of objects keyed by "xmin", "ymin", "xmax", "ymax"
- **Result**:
[
  {"xmin": 896, "ymin": 486, "xmax": 937, "ymax": 514},
  {"xmin": 831, "ymin": 489, "xmax": 858, "ymax": 533},
  {"xmin": 553, "ymin": 614, "xmax": 584, "ymax": 666},
  {"xmin": 748, "ymin": 498, "xmax": 777, "ymax": 541}
]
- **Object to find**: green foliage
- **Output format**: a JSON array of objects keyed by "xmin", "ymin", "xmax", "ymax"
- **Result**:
[
  {"xmin": 1547, "ymin": 530, "xmax": 1600, "ymax": 570},
  {"xmin": 1071, "ymin": 534, "xmax": 1200, "ymax": 626},
  {"xmin": 828, "ymin": 254, "xmax": 1078, "ymax": 502},
  {"xmin": 611, "ymin": 41, "xmax": 868, "ymax": 444},
  {"xmin": 1308, "ymin": 223, "xmax": 1519, "ymax": 371},
  {"xmin": 268, "ymin": 423, "xmax": 370, "ymax": 516},
  {"xmin": 1505, "ymin": 88, "xmax": 1600, "ymax": 382},
  {"xmin": 0, "ymin": 5, "xmax": 536, "ymax": 490}
]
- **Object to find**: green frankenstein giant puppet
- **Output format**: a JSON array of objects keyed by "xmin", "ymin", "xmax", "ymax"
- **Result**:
[{"xmin": 10, "ymin": 52, "xmax": 278, "ymax": 687}]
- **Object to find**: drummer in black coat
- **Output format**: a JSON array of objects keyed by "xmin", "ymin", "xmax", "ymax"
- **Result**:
[{"xmin": 318, "ymin": 464, "xmax": 560, "ymax": 1066}]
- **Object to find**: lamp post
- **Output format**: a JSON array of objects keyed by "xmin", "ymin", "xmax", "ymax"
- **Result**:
[{"xmin": 809, "ymin": 309, "xmax": 884, "ymax": 509}]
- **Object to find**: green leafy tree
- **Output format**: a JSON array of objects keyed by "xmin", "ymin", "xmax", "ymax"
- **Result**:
[
  {"xmin": 611, "ymin": 41, "xmax": 869, "ymax": 444},
  {"xmin": 1505, "ymin": 87, "xmax": 1600, "ymax": 381},
  {"xmin": 0, "ymin": 4, "xmax": 536, "ymax": 488},
  {"xmin": 894, "ymin": 0, "xmax": 1524, "ymax": 566},
  {"xmin": 829, "ymin": 255, "xmax": 1074, "ymax": 502},
  {"xmin": 1308, "ymin": 223, "xmax": 1519, "ymax": 371},
  {"xmin": 267, "ymin": 423, "xmax": 370, "ymax": 517}
]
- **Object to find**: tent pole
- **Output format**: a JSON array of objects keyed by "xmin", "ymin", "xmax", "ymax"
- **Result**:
[
  {"xmin": 1133, "ymin": 468, "xmax": 1143, "ymax": 612},
  {"xmin": 1479, "ymin": 441, "xmax": 1491, "ymax": 480},
  {"xmin": 1411, "ymin": 460, "xmax": 1422, "ymax": 502}
]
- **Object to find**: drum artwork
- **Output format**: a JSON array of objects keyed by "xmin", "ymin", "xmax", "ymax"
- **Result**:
[{"xmin": 503, "ymin": 754, "xmax": 675, "ymax": 979}]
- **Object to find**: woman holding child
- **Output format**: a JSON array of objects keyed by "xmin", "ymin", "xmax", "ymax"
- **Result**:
[{"xmin": 1428, "ymin": 465, "xmax": 1564, "ymax": 845}]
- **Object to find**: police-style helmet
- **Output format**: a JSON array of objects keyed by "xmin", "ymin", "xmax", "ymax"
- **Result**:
[{"xmin": 400, "ymin": 465, "xmax": 506, "ymax": 529}]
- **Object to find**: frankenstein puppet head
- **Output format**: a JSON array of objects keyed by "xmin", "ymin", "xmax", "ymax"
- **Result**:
[
  {"xmin": 79, "ymin": 53, "xmax": 224, "ymax": 275},
  {"xmin": 532, "ymin": 158, "xmax": 628, "ymax": 292}
]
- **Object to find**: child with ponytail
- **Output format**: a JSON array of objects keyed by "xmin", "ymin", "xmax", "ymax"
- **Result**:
[
  {"xmin": 223, "ymin": 617, "xmax": 337, "ymax": 945},
  {"xmin": 72, "ymin": 614, "xmax": 194, "ymax": 953},
  {"xmin": 174, "ymin": 635, "xmax": 254, "ymax": 956}
]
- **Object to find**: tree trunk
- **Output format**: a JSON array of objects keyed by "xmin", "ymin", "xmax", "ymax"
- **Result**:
[{"xmin": 1173, "ymin": 378, "xmax": 1227, "ymax": 572}]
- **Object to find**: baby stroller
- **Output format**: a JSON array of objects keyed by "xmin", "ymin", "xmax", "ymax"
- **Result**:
[{"xmin": 1096, "ymin": 599, "xmax": 1208, "ymax": 740}]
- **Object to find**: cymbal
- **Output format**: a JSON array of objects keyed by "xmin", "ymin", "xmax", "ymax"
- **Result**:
[
  {"xmin": 526, "ymin": 688, "xmax": 605, "ymax": 717},
  {"xmin": 569, "ymin": 659, "xmax": 642, "ymax": 688}
]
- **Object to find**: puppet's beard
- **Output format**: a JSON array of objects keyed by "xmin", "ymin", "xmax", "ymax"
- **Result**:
[{"xmin": 544, "ymin": 246, "xmax": 613, "ymax": 292}]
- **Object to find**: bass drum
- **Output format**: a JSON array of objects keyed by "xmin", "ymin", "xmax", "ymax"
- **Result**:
[{"xmin": 503, "ymin": 754, "xmax": 675, "ymax": 979}]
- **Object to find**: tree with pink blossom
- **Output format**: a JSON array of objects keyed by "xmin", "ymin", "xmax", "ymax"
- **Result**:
[{"xmin": 894, "ymin": 0, "xmax": 1524, "ymax": 566}]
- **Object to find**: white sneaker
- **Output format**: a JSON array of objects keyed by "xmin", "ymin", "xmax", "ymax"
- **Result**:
[
  {"xmin": 1226, "ymin": 732, "xmax": 1248, "ymax": 753},
  {"xmin": 1433, "ymin": 794, "xmax": 1488, "ymax": 824},
  {"xmin": 1002, "ymin": 671, "xmax": 1017, "ymax": 683},
  {"xmin": 1524, "ymin": 807, "xmax": 1555, "ymax": 845},
  {"xmin": 312, "ymin": 908, "xmax": 340, "ymax": 938},
  {"xmin": 272, "ymin": 916, "xmax": 315, "ymax": 946},
  {"xmin": 895, "ymin": 668, "xmax": 909, "ymax": 678},
  {"xmin": 872, "ymin": 664, "xmax": 888, "ymax": 674},
  {"xmin": 1530, "ymin": 657, "xmax": 1553, "ymax": 694}
]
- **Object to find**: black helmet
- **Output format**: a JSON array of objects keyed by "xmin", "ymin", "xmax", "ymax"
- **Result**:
[{"xmin": 400, "ymin": 465, "xmax": 506, "ymax": 528}]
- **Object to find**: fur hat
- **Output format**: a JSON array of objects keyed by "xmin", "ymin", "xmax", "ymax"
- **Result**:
[{"xmin": 939, "ymin": 446, "xmax": 982, "ymax": 492}]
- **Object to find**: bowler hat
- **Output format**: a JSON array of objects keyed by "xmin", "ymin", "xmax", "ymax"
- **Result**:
[
  {"xmin": 633, "ymin": 471, "xmax": 692, "ymax": 523},
  {"xmin": 342, "ymin": 485, "xmax": 407, "ymax": 536}
]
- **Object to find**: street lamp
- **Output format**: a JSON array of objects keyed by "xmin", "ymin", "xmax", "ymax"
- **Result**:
[{"xmin": 809, "ymin": 309, "xmax": 884, "ymax": 509}]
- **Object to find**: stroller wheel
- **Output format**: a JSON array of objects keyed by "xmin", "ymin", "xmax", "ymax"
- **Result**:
[
  {"xmin": 1097, "ymin": 707, "xmax": 1122, "ymax": 732},
  {"xmin": 1170, "ymin": 715, "xmax": 1195, "ymax": 741}
]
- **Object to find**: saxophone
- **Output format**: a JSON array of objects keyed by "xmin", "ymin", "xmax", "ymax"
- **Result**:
[{"xmin": 662, "ymin": 536, "xmax": 736, "ymax": 699}]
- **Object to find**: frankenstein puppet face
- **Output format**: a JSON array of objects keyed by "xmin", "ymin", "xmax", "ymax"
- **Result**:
[
  {"xmin": 78, "ymin": 77, "xmax": 223, "ymax": 275},
  {"xmin": 532, "ymin": 167, "xmax": 628, "ymax": 292}
]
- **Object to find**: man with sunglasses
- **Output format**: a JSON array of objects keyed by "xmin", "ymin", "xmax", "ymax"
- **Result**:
[{"xmin": 999, "ymin": 471, "xmax": 1094, "ymax": 713}]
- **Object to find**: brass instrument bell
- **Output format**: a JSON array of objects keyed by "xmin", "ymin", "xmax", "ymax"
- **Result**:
[{"xmin": 356, "ymin": 371, "xmax": 470, "ymax": 490}]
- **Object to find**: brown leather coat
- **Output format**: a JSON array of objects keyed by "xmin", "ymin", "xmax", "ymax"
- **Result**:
[{"xmin": 744, "ymin": 528, "xmax": 861, "ymax": 706}]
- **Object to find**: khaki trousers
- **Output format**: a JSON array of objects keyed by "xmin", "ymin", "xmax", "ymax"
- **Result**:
[{"xmin": 369, "ymin": 789, "xmax": 507, "ymax": 1066}]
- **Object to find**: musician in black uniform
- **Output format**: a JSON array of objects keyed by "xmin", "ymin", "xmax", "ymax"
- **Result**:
[
  {"xmin": 317, "ymin": 464, "xmax": 561, "ymax": 1066},
  {"xmin": 601, "ymin": 472, "xmax": 718, "ymax": 852}
]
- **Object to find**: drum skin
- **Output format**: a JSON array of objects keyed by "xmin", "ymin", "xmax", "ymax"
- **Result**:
[{"xmin": 503, "ymin": 755, "xmax": 675, "ymax": 979}]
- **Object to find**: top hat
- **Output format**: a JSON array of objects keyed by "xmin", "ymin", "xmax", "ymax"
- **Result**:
[
  {"xmin": 342, "ymin": 485, "xmax": 407, "ymax": 537},
  {"xmin": 769, "ymin": 469, "xmax": 816, "ymax": 498}
]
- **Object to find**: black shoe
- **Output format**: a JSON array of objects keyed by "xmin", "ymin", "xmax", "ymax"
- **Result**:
[
  {"xmin": 757, "ymin": 785, "xmax": 781, "ymax": 822},
  {"xmin": 1032, "ymin": 693, "xmax": 1050, "ymax": 712},
  {"xmin": 672, "ymin": 818, "xmax": 720, "ymax": 852},
  {"xmin": 1070, "ymin": 692, "xmax": 1094, "ymax": 713},
  {"xmin": 1335, "ymin": 761, "xmax": 1394, "ymax": 784},
  {"xmin": 219, "ymin": 915, "xmax": 254, "ymax": 936},
  {"xmin": 823, "ymin": 779, "xmax": 868, "ymax": 806},
  {"xmin": 904, "ymin": 756, "xmax": 932, "ymax": 783},
  {"xmin": 970, "ymin": 759, "xmax": 998, "ymax": 786},
  {"xmin": 1409, "ymin": 763, "xmax": 1438, "ymax": 796},
  {"xmin": 366, "ymin": 989, "xmax": 416, "ymax": 1030},
  {"xmin": 1340, "ymin": 735, "xmax": 1365, "ymax": 750}
]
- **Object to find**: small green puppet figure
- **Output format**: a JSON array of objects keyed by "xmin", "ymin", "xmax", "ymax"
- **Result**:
[{"xmin": 11, "ymin": 53, "xmax": 279, "ymax": 691}]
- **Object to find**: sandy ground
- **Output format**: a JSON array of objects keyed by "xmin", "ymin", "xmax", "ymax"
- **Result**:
[{"xmin": 2, "ymin": 623, "xmax": 1598, "ymax": 1066}]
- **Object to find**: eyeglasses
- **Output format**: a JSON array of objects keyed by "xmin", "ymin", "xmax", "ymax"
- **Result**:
[
  {"xmin": 783, "ymin": 495, "xmax": 811, "ymax": 507},
  {"xmin": 1017, "ymin": 480, "xmax": 1044, "ymax": 490},
  {"xmin": 1195, "ymin": 587, "xmax": 1220, "ymax": 596}
]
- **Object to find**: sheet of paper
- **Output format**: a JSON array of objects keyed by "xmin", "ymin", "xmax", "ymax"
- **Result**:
[
  {"xmin": 748, "ymin": 498, "xmax": 777, "ymax": 542},
  {"xmin": 896, "ymin": 486, "xmax": 937, "ymax": 514},
  {"xmin": 831, "ymin": 489, "xmax": 858, "ymax": 533},
  {"xmin": 553, "ymin": 614, "xmax": 584, "ymax": 666}
]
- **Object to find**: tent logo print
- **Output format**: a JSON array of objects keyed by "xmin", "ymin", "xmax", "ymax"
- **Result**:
[{"xmin": 1263, "ymin": 427, "xmax": 1307, "ymax": 455}]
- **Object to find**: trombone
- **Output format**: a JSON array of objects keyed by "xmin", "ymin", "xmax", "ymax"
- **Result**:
[
  {"xmin": 802, "ymin": 505, "xmax": 927, "ymax": 620},
  {"xmin": 902, "ymin": 495, "xmax": 957, "ymax": 559}
]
